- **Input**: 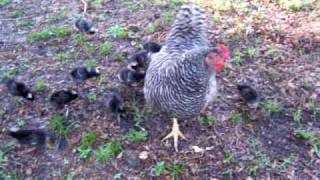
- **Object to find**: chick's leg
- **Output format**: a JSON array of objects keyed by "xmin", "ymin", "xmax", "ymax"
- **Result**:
[{"xmin": 162, "ymin": 118, "xmax": 186, "ymax": 152}]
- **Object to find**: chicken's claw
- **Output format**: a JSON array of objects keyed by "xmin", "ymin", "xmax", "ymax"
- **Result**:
[{"xmin": 162, "ymin": 118, "xmax": 186, "ymax": 152}]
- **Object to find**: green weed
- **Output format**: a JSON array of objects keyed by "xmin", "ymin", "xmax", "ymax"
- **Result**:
[
  {"xmin": 95, "ymin": 141, "xmax": 122, "ymax": 163},
  {"xmin": 126, "ymin": 129, "xmax": 148, "ymax": 143},
  {"xmin": 100, "ymin": 42, "xmax": 114, "ymax": 56},
  {"xmin": 0, "ymin": 0, "xmax": 11, "ymax": 7},
  {"xmin": 108, "ymin": 25, "xmax": 127, "ymax": 40},
  {"xmin": 35, "ymin": 80, "xmax": 47, "ymax": 91},
  {"xmin": 167, "ymin": 163, "xmax": 184, "ymax": 179},
  {"xmin": 198, "ymin": 114, "xmax": 215, "ymax": 127},
  {"xmin": 264, "ymin": 102, "xmax": 282, "ymax": 113},
  {"xmin": 231, "ymin": 113, "xmax": 243, "ymax": 125},
  {"xmin": 154, "ymin": 161, "xmax": 167, "ymax": 176},
  {"xmin": 50, "ymin": 115, "xmax": 70, "ymax": 137}
]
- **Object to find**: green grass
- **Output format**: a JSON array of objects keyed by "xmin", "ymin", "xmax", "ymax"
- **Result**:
[
  {"xmin": 223, "ymin": 150, "xmax": 237, "ymax": 164},
  {"xmin": 248, "ymin": 138, "xmax": 271, "ymax": 172},
  {"xmin": 294, "ymin": 129, "xmax": 319, "ymax": 157},
  {"xmin": 108, "ymin": 25, "xmax": 128, "ymax": 40},
  {"xmin": 87, "ymin": 92, "xmax": 97, "ymax": 102},
  {"xmin": 115, "ymin": 52, "xmax": 125, "ymax": 62},
  {"xmin": 86, "ymin": 59, "xmax": 97, "ymax": 68},
  {"xmin": 145, "ymin": 22, "xmax": 160, "ymax": 34},
  {"xmin": 54, "ymin": 26, "xmax": 72, "ymax": 38},
  {"xmin": 293, "ymin": 107, "xmax": 302, "ymax": 123},
  {"xmin": 154, "ymin": 161, "xmax": 167, "ymax": 176},
  {"xmin": 161, "ymin": 10, "xmax": 175, "ymax": 25},
  {"xmin": 130, "ymin": 99, "xmax": 153, "ymax": 126},
  {"xmin": 167, "ymin": 163, "xmax": 184, "ymax": 179},
  {"xmin": 126, "ymin": 129, "xmax": 148, "ymax": 143},
  {"xmin": 264, "ymin": 102, "xmax": 282, "ymax": 113},
  {"xmin": 234, "ymin": 50, "xmax": 244, "ymax": 66},
  {"xmin": 29, "ymin": 30, "xmax": 53, "ymax": 42},
  {"xmin": 0, "ymin": 68, "xmax": 17, "ymax": 81},
  {"xmin": 85, "ymin": 44, "xmax": 96, "ymax": 55},
  {"xmin": 50, "ymin": 115, "xmax": 70, "ymax": 137},
  {"xmin": 247, "ymin": 47, "xmax": 256, "ymax": 59},
  {"xmin": 231, "ymin": 113, "xmax": 243, "ymax": 125},
  {"xmin": 77, "ymin": 34, "xmax": 86, "ymax": 46},
  {"xmin": 212, "ymin": 12, "xmax": 222, "ymax": 23},
  {"xmin": 95, "ymin": 141, "xmax": 122, "ymax": 163},
  {"xmin": 279, "ymin": 0, "xmax": 317, "ymax": 11},
  {"xmin": 210, "ymin": 0, "xmax": 232, "ymax": 11},
  {"xmin": 35, "ymin": 80, "xmax": 47, "ymax": 91},
  {"xmin": 0, "ymin": 0, "xmax": 11, "ymax": 7},
  {"xmin": 17, "ymin": 119, "xmax": 26, "ymax": 128},
  {"xmin": 77, "ymin": 131, "xmax": 97, "ymax": 160},
  {"xmin": 124, "ymin": 1, "xmax": 139, "ymax": 12},
  {"xmin": 100, "ymin": 42, "xmax": 114, "ymax": 56},
  {"xmin": 223, "ymin": 169, "xmax": 233, "ymax": 177},
  {"xmin": 167, "ymin": 0, "xmax": 184, "ymax": 6},
  {"xmin": 198, "ymin": 114, "xmax": 215, "ymax": 127},
  {"xmin": 58, "ymin": 52, "xmax": 67, "ymax": 61}
]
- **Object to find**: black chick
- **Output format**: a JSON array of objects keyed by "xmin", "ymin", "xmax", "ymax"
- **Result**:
[
  {"xmin": 128, "ymin": 50, "xmax": 148, "ymax": 71},
  {"xmin": 70, "ymin": 66, "xmax": 100, "ymax": 82},
  {"xmin": 75, "ymin": 18, "xmax": 96, "ymax": 34},
  {"xmin": 237, "ymin": 84, "xmax": 260, "ymax": 106},
  {"xmin": 50, "ymin": 89, "xmax": 78, "ymax": 109},
  {"xmin": 118, "ymin": 67, "xmax": 145, "ymax": 86},
  {"xmin": 8, "ymin": 127, "xmax": 46, "ymax": 146},
  {"xmin": 105, "ymin": 91, "xmax": 125, "ymax": 122},
  {"xmin": 143, "ymin": 41, "xmax": 162, "ymax": 53},
  {"xmin": 6, "ymin": 79, "xmax": 34, "ymax": 100}
]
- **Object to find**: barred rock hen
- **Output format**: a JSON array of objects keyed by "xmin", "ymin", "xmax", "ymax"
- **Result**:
[{"xmin": 144, "ymin": 4, "xmax": 229, "ymax": 151}]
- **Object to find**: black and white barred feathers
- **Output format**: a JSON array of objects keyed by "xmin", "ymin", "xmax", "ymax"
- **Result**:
[{"xmin": 144, "ymin": 4, "xmax": 218, "ymax": 118}]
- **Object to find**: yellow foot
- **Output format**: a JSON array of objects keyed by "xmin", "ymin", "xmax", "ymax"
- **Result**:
[{"xmin": 162, "ymin": 118, "xmax": 186, "ymax": 152}]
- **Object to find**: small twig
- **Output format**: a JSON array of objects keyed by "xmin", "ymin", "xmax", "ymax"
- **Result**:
[{"xmin": 81, "ymin": 0, "xmax": 87, "ymax": 17}]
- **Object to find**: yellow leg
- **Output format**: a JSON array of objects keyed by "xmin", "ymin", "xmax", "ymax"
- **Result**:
[{"xmin": 162, "ymin": 118, "xmax": 186, "ymax": 152}]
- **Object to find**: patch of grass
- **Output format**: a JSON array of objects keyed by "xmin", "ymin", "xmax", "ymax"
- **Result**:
[
  {"xmin": 294, "ymin": 129, "xmax": 319, "ymax": 157},
  {"xmin": 50, "ymin": 115, "xmax": 70, "ymax": 137},
  {"xmin": 95, "ymin": 141, "xmax": 122, "ymax": 163},
  {"xmin": 264, "ymin": 102, "xmax": 282, "ymax": 113},
  {"xmin": 247, "ymin": 47, "xmax": 256, "ymax": 59},
  {"xmin": 161, "ymin": 10, "xmax": 174, "ymax": 25},
  {"xmin": 198, "ymin": 114, "xmax": 215, "ymax": 127},
  {"xmin": 130, "ymin": 99, "xmax": 153, "ymax": 126},
  {"xmin": 279, "ymin": 0, "xmax": 316, "ymax": 11},
  {"xmin": 10, "ymin": 11, "xmax": 22, "ymax": 18},
  {"xmin": 154, "ymin": 161, "xmax": 167, "ymax": 176},
  {"xmin": 100, "ymin": 42, "xmax": 113, "ymax": 56},
  {"xmin": 146, "ymin": 22, "xmax": 160, "ymax": 34},
  {"xmin": 0, "ymin": 150, "xmax": 5, "ymax": 166},
  {"xmin": 17, "ymin": 119, "xmax": 26, "ymax": 128},
  {"xmin": 49, "ymin": 11, "xmax": 67, "ymax": 24},
  {"xmin": 108, "ymin": 25, "xmax": 128, "ymax": 40},
  {"xmin": 87, "ymin": 92, "xmax": 97, "ymax": 102},
  {"xmin": 77, "ymin": 131, "xmax": 97, "ymax": 160},
  {"xmin": 212, "ymin": 12, "xmax": 222, "ymax": 23},
  {"xmin": 210, "ymin": 0, "xmax": 231, "ymax": 11},
  {"xmin": 86, "ymin": 59, "xmax": 97, "ymax": 68},
  {"xmin": 234, "ymin": 50, "xmax": 244, "ymax": 65},
  {"xmin": 231, "ymin": 113, "xmax": 243, "ymax": 125},
  {"xmin": 29, "ymin": 29, "xmax": 53, "ymax": 42},
  {"xmin": 167, "ymin": 0, "xmax": 184, "ymax": 6},
  {"xmin": 223, "ymin": 150, "xmax": 237, "ymax": 164},
  {"xmin": 113, "ymin": 173, "xmax": 123, "ymax": 180},
  {"xmin": 124, "ymin": 1, "xmax": 139, "ymax": 12},
  {"xmin": 86, "ymin": 44, "xmax": 96, "ymax": 55},
  {"xmin": 0, "ymin": 0, "xmax": 11, "ymax": 7},
  {"xmin": 20, "ymin": 20, "xmax": 33, "ymax": 28},
  {"xmin": 115, "ymin": 52, "xmax": 125, "ymax": 62},
  {"xmin": 35, "ymin": 80, "xmax": 47, "ymax": 91},
  {"xmin": 126, "ymin": 129, "xmax": 148, "ymax": 143},
  {"xmin": 167, "ymin": 163, "xmax": 184, "ymax": 179},
  {"xmin": 246, "ymin": 165, "xmax": 258, "ymax": 175},
  {"xmin": 76, "ymin": 34, "xmax": 86, "ymax": 46},
  {"xmin": 223, "ymin": 169, "xmax": 233, "ymax": 177},
  {"xmin": 293, "ymin": 107, "xmax": 302, "ymax": 123},
  {"xmin": 54, "ymin": 26, "xmax": 72, "ymax": 38},
  {"xmin": 0, "ymin": 68, "xmax": 17, "ymax": 81},
  {"xmin": 278, "ymin": 154, "xmax": 295, "ymax": 172},
  {"xmin": 248, "ymin": 138, "xmax": 271, "ymax": 171}
]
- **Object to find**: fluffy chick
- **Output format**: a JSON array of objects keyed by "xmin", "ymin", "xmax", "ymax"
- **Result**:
[
  {"xmin": 75, "ymin": 18, "xmax": 96, "ymax": 34},
  {"xmin": 50, "ymin": 89, "xmax": 78, "ymax": 109},
  {"xmin": 143, "ymin": 41, "xmax": 162, "ymax": 53},
  {"xmin": 128, "ymin": 50, "xmax": 148, "ymax": 72},
  {"xmin": 6, "ymin": 79, "xmax": 34, "ymax": 100},
  {"xmin": 118, "ymin": 67, "xmax": 145, "ymax": 86},
  {"xmin": 105, "ymin": 91, "xmax": 125, "ymax": 121},
  {"xmin": 8, "ymin": 127, "xmax": 46, "ymax": 146},
  {"xmin": 70, "ymin": 66, "xmax": 100, "ymax": 82},
  {"xmin": 237, "ymin": 84, "xmax": 260, "ymax": 106}
]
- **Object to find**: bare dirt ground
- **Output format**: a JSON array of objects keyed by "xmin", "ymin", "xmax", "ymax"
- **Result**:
[{"xmin": 0, "ymin": 0, "xmax": 320, "ymax": 179}]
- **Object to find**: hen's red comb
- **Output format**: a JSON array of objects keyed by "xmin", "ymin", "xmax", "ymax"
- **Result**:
[{"xmin": 211, "ymin": 44, "xmax": 229, "ymax": 72}]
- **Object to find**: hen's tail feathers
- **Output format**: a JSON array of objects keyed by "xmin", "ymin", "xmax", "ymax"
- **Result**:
[{"xmin": 166, "ymin": 4, "xmax": 211, "ymax": 51}]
